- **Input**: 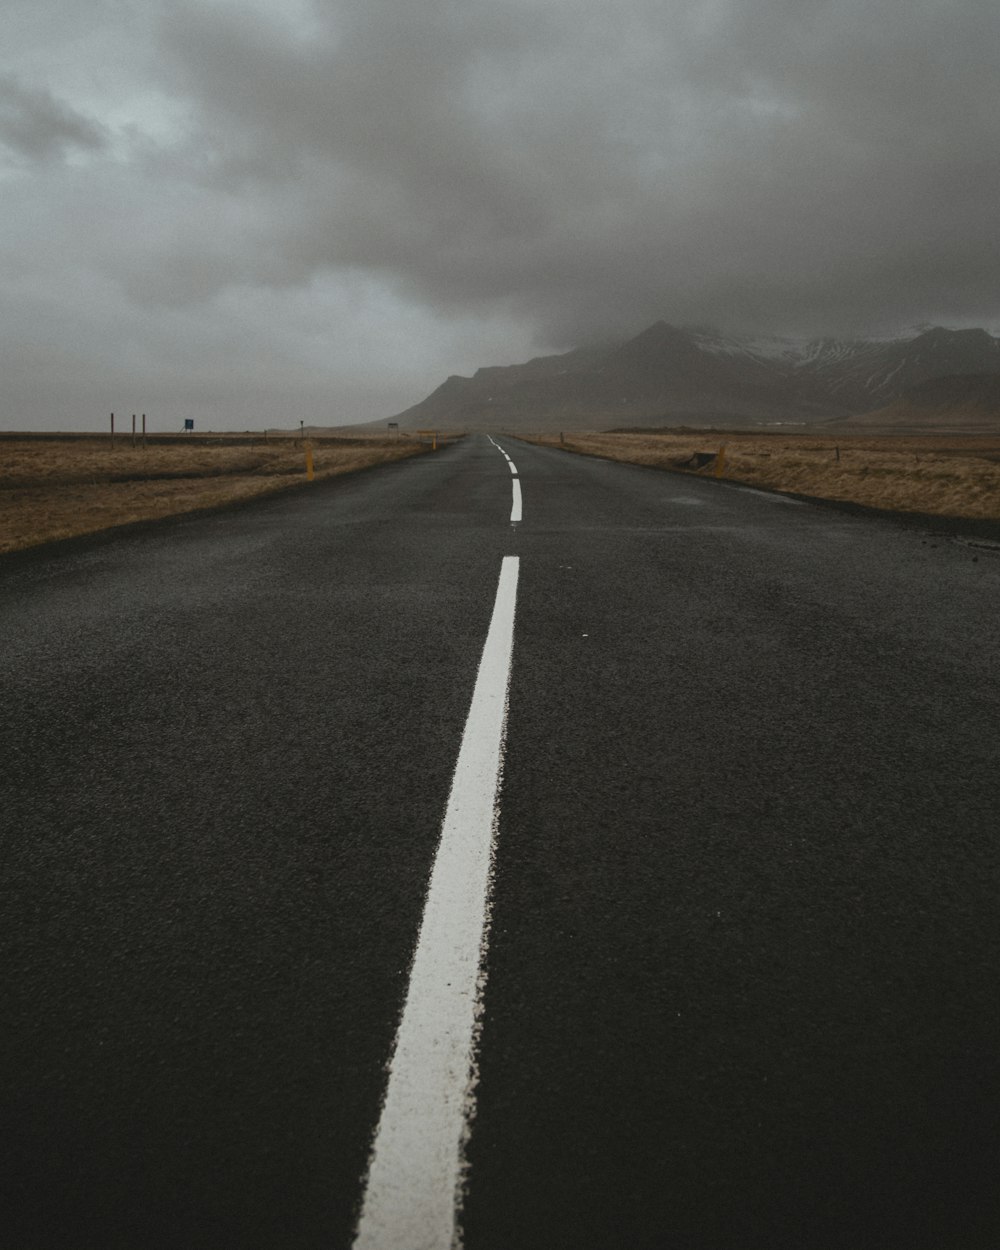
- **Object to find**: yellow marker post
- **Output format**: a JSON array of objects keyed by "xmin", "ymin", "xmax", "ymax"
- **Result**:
[
  {"xmin": 715, "ymin": 445, "xmax": 726, "ymax": 478},
  {"xmin": 305, "ymin": 441, "xmax": 315, "ymax": 481}
]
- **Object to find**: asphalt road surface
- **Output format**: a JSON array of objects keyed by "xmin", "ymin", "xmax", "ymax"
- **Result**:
[{"xmin": 2, "ymin": 434, "xmax": 999, "ymax": 1249}]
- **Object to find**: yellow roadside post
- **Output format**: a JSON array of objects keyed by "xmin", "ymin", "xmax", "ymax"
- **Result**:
[
  {"xmin": 305, "ymin": 441, "xmax": 315, "ymax": 480},
  {"xmin": 715, "ymin": 444, "xmax": 727, "ymax": 478}
]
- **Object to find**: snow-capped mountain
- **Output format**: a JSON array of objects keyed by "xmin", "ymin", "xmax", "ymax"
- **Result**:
[
  {"xmin": 391, "ymin": 323, "xmax": 1000, "ymax": 431},
  {"xmin": 690, "ymin": 326, "xmax": 1000, "ymax": 408}
]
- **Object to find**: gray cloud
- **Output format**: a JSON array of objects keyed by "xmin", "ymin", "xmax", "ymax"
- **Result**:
[
  {"xmin": 3, "ymin": 0, "xmax": 1000, "ymax": 430},
  {"xmin": 0, "ymin": 74, "xmax": 106, "ymax": 161},
  {"xmin": 144, "ymin": 0, "xmax": 1000, "ymax": 342}
]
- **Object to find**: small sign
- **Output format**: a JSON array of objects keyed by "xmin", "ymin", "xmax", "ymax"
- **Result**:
[
  {"xmin": 184, "ymin": 419, "xmax": 194, "ymax": 431},
  {"xmin": 388, "ymin": 422, "xmax": 398, "ymax": 431}
]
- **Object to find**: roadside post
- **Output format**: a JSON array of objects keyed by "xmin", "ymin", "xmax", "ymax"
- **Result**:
[
  {"xmin": 110, "ymin": 412, "xmax": 115, "ymax": 448},
  {"xmin": 305, "ymin": 441, "xmax": 315, "ymax": 480},
  {"xmin": 715, "ymin": 444, "xmax": 727, "ymax": 478}
]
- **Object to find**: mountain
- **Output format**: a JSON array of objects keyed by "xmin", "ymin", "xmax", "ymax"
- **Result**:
[
  {"xmin": 792, "ymin": 327, "xmax": 1000, "ymax": 411},
  {"xmin": 839, "ymin": 372, "xmax": 1000, "ymax": 430},
  {"xmin": 389, "ymin": 323, "xmax": 1000, "ymax": 431}
]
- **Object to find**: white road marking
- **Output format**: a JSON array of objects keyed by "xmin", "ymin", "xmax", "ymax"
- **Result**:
[
  {"xmin": 353, "ymin": 557, "xmax": 520, "ymax": 1250},
  {"xmin": 511, "ymin": 478, "xmax": 522, "ymax": 523},
  {"xmin": 489, "ymin": 438, "xmax": 522, "ymax": 522},
  {"xmin": 735, "ymin": 486, "xmax": 804, "ymax": 505}
]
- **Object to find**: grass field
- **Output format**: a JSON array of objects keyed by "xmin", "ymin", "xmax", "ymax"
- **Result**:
[
  {"xmin": 0, "ymin": 433, "xmax": 434, "ymax": 555},
  {"xmin": 523, "ymin": 431, "xmax": 1000, "ymax": 524}
]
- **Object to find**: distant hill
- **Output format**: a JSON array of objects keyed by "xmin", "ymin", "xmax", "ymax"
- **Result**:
[
  {"xmin": 387, "ymin": 322, "xmax": 1000, "ymax": 432},
  {"xmin": 839, "ymin": 373, "xmax": 1000, "ymax": 430}
]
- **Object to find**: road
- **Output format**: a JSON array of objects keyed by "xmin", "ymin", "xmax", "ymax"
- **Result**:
[{"xmin": 2, "ymin": 434, "xmax": 999, "ymax": 1249}]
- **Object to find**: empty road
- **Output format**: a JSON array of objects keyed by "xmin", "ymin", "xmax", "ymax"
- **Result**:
[{"xmin": 2, "ymin": 434, "xmax": 999, "ymax": 1249}]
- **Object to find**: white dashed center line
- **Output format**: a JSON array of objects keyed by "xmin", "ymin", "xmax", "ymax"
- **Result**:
[
  {"xmin": 511, "ymin": 478, "xmax": 522, "ymax": 523},
  {"xmin": 353, "ymin": 557, "xmax": 520, "ymax": 1250},
  {"xmin": 488, "ymin": 438, "xmax": 522, "ymax": 524}
]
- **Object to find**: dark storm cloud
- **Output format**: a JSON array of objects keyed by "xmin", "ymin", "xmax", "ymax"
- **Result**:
[
  {"xmin": 0, "ymin": 74, "xmax": 106, "ymax": 161},
  {"xmin": 4, "ymin": 0, "xmax": 1000, "ymax": 432},
  {"xmin": 147, "ymin": 0, "xmax": 1000, "ymax": 342}
]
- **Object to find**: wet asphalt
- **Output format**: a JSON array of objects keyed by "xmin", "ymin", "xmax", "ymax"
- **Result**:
[{"xmin": 2, "ymin": 434, "xmax": 999, "ymax": 1249}]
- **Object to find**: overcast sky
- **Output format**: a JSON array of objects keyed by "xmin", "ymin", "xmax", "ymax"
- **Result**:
[{"xmin": 4, "ymin": 0, "xmax": 999, "ymax": 431}]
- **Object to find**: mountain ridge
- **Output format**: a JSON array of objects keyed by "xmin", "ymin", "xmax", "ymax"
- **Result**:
[{"xmin": 388, "ymin": 323, "xmax": 1000, "ymax": 431}]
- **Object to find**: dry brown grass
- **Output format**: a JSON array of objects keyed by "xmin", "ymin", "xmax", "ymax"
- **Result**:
[
  {"xmin": 0, "ymin": 434, "xmax": 435, "ymax": 554},
  {"xmin": 522, "ymin": 431, "xmax": 1000, "ymax": 522}
]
